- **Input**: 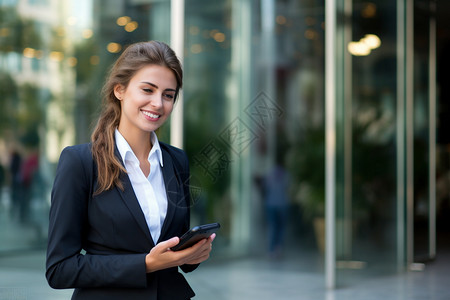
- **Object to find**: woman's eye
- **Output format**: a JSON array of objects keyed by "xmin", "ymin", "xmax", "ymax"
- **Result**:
[
  {"xmin": 164, "ymin": 94, "xmax": 174, "ymax": 100},
  {"xmin": 143, "ymin": 88, "xmax": 153, "ymax": 93}
]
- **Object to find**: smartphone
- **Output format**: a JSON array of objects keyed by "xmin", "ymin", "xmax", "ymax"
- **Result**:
[{"xmin": 170, "ymin": 223, "xmax": 220, "ymax": 251}]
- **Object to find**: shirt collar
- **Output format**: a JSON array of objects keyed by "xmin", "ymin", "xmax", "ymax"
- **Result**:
[
  {"xmin": 149, "ymin": 131, "xmax": 164, "ymax": 167},
  {"xmin": 115, "ymin": 129, "xmax": 164, "ymax": 167}
]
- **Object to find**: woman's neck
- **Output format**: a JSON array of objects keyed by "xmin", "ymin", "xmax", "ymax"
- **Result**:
[{"xmin": 118, "ymin": 127, "xmax": 153, "ymax": 161}]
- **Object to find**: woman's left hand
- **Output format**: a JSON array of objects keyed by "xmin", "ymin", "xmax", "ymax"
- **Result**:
[
  {"xmin": 182, "ymin": 233, "xmax": 216, "ymax": 265},
  {"xmin": 145, "ymin": 234, "xmax": 216, "ymax": 273}
]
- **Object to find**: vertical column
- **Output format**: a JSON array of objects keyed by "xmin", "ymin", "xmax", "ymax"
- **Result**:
[
  {"xmin": 396, "ymin": 0, "xmax": 406, "ymax": 271},
  {"xmin": 325, "ymin": 0, "xmax": 337, "ymax": 290},
  {"xmin": 261, "ymin": 0, "xmax": 276, "ymax": 167},
  {"xmin": 428, "ymin": 0, "xmax": 437, "ymax": 259},
  {"xmin": 229, "ymin": 0, "xmax": 253, "ymax": 254},
  {"xmin": 342, "ymin": 0, "xmax": 353, "ymax": 260},
  {"xmin": 170, "ymin": 0, "xmax": 185, "ymax": 149},
  {"xmin": 405, "ymin": 0, "xmax": 414, "ymax": 268}
]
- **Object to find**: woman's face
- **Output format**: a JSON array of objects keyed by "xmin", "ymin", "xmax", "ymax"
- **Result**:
[{"xmin": 115, "ymin": 64, "xmax": 177, "ymax": 136}]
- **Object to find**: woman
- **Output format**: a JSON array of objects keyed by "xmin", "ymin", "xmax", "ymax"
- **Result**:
[{"xmin": 46, "ymin": 41, "xmax": 215, "ymax": 300}]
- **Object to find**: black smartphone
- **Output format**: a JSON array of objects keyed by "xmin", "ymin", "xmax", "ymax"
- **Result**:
[{"xmin": 170, "ymin": 223, "xmax": 220, "ymax": 251}]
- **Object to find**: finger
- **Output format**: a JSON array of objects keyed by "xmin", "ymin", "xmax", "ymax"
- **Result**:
[
  {"xmin": 197, "ymin": 239, "xmax": 213, "ymax": 252},
  {"xmin": 189, "ymin": 243, "xmax": 213, "ymax": 260},
  {"xmin": 187, "ymin": 251, "xmax": 211, "ymax": 264},
  {"xmin": 190, "ymin": 236, "xmax": 213, "ymax": 251},
  {"xmin": 208, "ymin": 233, "xmax": 216, "ymax": 242},
  {"xmin": 156, "ymin": 237, "xmax": 180, "ymax": 251}
]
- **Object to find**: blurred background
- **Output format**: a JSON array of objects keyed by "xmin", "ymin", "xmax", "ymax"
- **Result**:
[{"xmin": 0, "ymin": 0, "xmax": 449, "ymax": 294}]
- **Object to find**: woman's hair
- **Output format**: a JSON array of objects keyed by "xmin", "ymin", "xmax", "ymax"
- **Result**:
[{"xmin": 91, "ymin": 41, "xmax": 182, "ymax": 194}]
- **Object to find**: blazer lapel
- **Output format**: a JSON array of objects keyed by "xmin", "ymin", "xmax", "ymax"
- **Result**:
[
  {"xmin": 159, "ymin": 148, "xmax": 181, "ymax": 242},
  {"xmin": 114, "ymin": 148, "xmax": 155, "ymax": 247}
]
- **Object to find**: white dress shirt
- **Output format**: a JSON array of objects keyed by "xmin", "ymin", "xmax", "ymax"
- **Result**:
[{"xmin": 115, "ymin": 129, "xmax": 168, "ymax": 243}]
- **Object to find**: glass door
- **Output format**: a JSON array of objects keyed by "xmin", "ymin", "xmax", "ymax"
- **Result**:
[
  {"xmin": 333, "ymin": 0, "xmax": 437, "ymax": 287},
  {"xmin": 412, "ymin": 0, "xmax": 436, "ymax": 264}
]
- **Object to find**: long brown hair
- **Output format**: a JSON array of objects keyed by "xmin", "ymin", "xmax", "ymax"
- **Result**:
[{"xmin": 91, "ymin": 41, "xmax": 183, "ymax": 194}]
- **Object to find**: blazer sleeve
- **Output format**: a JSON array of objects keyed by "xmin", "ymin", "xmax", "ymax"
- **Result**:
[{"xmin": 46, "ymin": 145, "xmax": 148, "ymax": 289}]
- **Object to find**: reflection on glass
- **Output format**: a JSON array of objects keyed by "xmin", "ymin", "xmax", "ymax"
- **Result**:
[
  {"xmin": 183, "ymin": 0, "xmax": 326, "ymax": 267},
  {"xmin": 0, "ymin": 0, "xmax": 171, "ymax": 251}
]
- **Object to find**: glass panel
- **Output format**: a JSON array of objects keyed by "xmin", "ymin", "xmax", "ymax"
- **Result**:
[
  {"xmin": 336, "ymin": 0, "xmax": 400, "ymax": 286},
  {"xmin": 184, "ymin": 0, "xmax": 326, "ymax": 267},
  {"xmin": 183, "ymin": 0, "xmax": 233, "ymax": 252},
  {"xmin": 0, "ymin": 0, "xmax": 328, "ymax": 271},
  {"xmin": 0, "ymin": 0, "xmax": 171, "ymax": 252},
  {"xmin": 413, "ymin": 0, "xmax": 431, "ymax": 262},
  {"xmin": 436, "ymin": 0, "xmax": 450, "ymax": 253},
  {"xmin": 0, "ymin": 0, "xmax": 326, "ymax": 279}
]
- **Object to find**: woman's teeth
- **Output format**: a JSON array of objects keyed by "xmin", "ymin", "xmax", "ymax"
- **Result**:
[{"xmin": 142, "ymin": 111, "xmax": 160, "ymax": 118}]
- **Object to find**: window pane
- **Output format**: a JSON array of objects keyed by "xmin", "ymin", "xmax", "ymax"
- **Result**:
[{"xmin": 0, "ymin": 0, "xmax": 171, "ymax": 251}]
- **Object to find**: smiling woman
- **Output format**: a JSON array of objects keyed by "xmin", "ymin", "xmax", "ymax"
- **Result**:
[
  {"xmin": 45, "ymin": 41, "xmax": 216, "ymax": 300},
  {"xmin": 92, "ymin": 41, "xmax": 183, "ymax": 194}
]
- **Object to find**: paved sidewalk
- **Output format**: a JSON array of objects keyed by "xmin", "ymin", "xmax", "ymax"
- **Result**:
[{"xmin": 0, "ymin": 250, "xmax": 449, "ymax": 300}]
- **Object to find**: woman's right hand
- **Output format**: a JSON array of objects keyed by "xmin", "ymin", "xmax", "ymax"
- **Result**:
[{"xmin": 145, "ymin": 234, "xmax": 216, "ymax": 273}]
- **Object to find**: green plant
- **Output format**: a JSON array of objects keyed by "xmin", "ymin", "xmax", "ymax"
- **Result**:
[{"xmin": 287, "ymin": 126, "xmax": 325, "ymax": 221}]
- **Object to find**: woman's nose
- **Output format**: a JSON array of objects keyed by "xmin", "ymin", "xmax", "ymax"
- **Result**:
[{"xmin": 149, "ymin": 93, "xmax": 163, "ymax": 108}]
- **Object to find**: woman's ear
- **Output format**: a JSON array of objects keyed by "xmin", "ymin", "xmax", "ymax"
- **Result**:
[{"xmin": 113, "ymin": 84, "xmax": 124, "ymax": 101}]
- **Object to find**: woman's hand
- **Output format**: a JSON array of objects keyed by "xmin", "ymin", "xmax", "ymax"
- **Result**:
[{"xmin": 145, "ymin": 234, "xmax": 216, "ymax": 273}]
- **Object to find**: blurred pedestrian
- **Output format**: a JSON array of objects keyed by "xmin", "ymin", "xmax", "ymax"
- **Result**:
[
  {"xmin": 263, "ymin": 157, "xmax": 290, "ymax": 258},
  {"xmin": 9, "ymin": 150, "xmax": 23, "ymax": 222}
]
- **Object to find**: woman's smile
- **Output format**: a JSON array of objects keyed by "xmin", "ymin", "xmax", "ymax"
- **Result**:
[{"xmin": 142, "ymin": 110, "xmax": 161, "ymax": 121}]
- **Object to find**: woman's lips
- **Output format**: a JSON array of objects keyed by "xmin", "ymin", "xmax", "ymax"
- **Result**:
[{"xmin": 142, "ymin": 110, "xmax": 161, "ymax": 120}]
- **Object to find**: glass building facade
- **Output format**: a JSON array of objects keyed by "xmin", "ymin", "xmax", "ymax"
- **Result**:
[{"xmin": 0, "ymin": 0, "xmax": 449, "ymax": 288}]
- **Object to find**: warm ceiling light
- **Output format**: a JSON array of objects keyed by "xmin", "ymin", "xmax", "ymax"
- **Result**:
[
  {"xmin": 362, "ymin": 3, "xmax": 377, "ymax": 18},
  {"xmin": 82, "ymin": 29, "xmax": 93, "ymax": 39},
  {"xmin": 347, "ymin": 41, "xmax": 371, "ymax": 56},
  {"xmin": 50, "ymin": 51, "xmax": 64, "ymax": 62},
  {"xmin": 116, "ymin": 16, "xmax": 130, "ymax": 26},
  {"xmin": 348, "ymin": 34, "xmax": 381, "ymax": 56},
  {"xmin": 23, "ymin": 47, "xmax": 35, "ymax": 58},
  {"xmin": 107, "ymin": 42, "xmax": 122, "ymax": 53},
  {"xmin": 362, "ymin": 34, "xmax": 381, "ymax": 49},
  {"xmin": 213, "ymin": 32, "xmax": 225, "ymax": 42},
  {"xmin": 124, "ymin": 21, "xmax": 138, "ymax": 32}
]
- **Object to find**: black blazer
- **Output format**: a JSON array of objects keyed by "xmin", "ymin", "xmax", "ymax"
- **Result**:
[{"xmin": 46, "ymin": 142, "xmax": 197, "ymax": 300}]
